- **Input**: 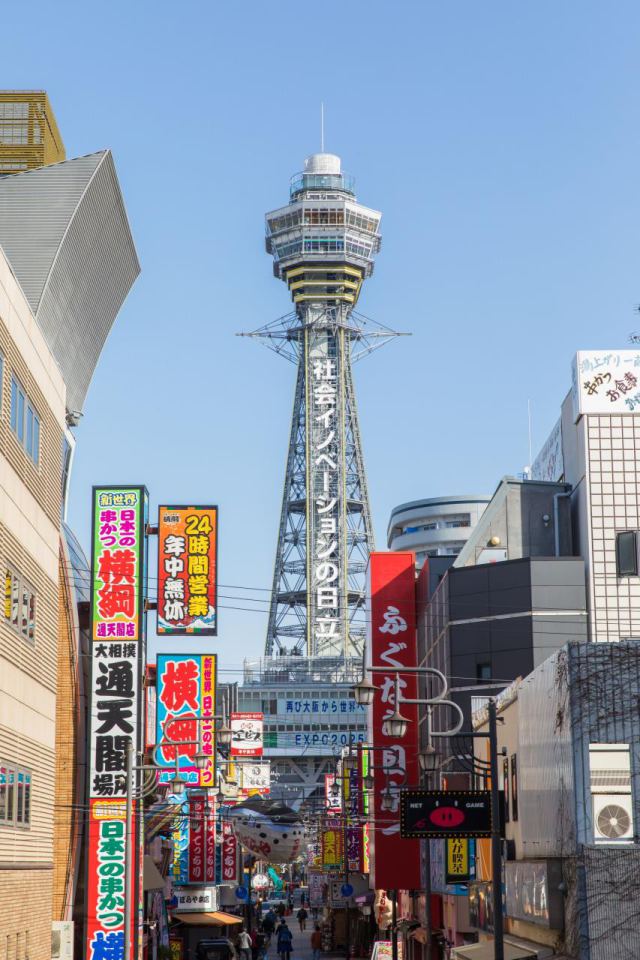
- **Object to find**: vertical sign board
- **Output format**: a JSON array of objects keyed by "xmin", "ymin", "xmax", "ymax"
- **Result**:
[
  {"xmin": 188, "ymin": 795, "xmax": 206, "ymax": 883},
  {"xmin": 367, "ymin": 552, "xmax": 421, "ymax": 890},
  {"xmin": 86, "ymin": 486, "xmax": 147, "ymax": 960},
  {"xmin": 156, "ymin": 654, "xmax": 217, "ymax": 788},
  {"xmin": 221, "ymin": 820, "xmax": 238, "ymax": 883},
  {"xmin": 157, "ymin": 506, "xmax": 218, "ymax": 635},
  {"xmin": 230, "ymin": 712, "xmax": 264, "ymax": 757},
  {"xmin": 321, "ymin": 820, "xmax": 344, "ymax": 872}
]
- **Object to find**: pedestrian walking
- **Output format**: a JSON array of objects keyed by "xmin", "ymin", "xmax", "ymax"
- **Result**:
[
  {"xmin": 238, "ymin": 929, "xmax": 252, "ymax": 960},
  {"xmin": 310, "ymin": 925, "xmax": 322, "ymax": 960},
  {"xmin": 276, "ymin": 920, "xmax": 293, "ymax": 960},
  {"xmin": 297, "ymin": 906, "xmax": 308, "ymax": 932}
]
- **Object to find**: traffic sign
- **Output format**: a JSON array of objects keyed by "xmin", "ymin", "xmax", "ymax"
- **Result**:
[
  {"xmin": 400, "ymin": 790, "xmax": 492, "ymax": 838},
  {"xmin": 235, "ymin": 886, "xmax": 249, "ymax": 900},
  {"xmin": 341, "ymin": 883, "xmax": 354, "ymax": 897}
]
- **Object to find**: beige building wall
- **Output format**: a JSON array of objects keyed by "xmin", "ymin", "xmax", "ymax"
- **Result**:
[{"xmin": 0, "ymin": 246, "xmax": 66, "ymax": 958}]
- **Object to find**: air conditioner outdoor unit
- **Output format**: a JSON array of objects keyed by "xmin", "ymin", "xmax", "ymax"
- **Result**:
[{"xmin": 592, "ymin": 793, "xmax": 633, "ymax": 844}]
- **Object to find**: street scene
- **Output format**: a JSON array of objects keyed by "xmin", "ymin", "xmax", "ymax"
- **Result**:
[{"xmin": 1, "ymin": 3, "xmax": 640, "ymax": 960}]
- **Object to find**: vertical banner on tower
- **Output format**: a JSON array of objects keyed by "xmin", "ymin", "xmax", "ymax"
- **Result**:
[
  {"xmin": 157, "ymin": 506, "xmax": 218, "ymax": 635},
  {"xmin": 86, "ymin": 486, "xmax": 148, "ymax": 960},
  {"xmin": 367, "ymin": 552, "xmax": 421, "ymax": 890},
  {"xmin": 156, "ymin": 654, "xmax": 217, "ymax": 787},
  {"xmin": 308, "ymin": 338, "xmax": 344, "ymax": 657}
]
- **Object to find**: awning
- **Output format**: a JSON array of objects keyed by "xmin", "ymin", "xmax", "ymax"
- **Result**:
[
  {"xmin": 452, "ymin": 943, "xmax": 537, "ymax": 960},
  {"xmin": 173, "ymin": 911, "xmax": 243, "ymax": 926},
  {"xmin": 143, "ymin": 855, "xmax": 165, "ymax": 891}
]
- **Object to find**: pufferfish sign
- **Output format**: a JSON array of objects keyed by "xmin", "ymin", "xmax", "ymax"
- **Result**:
[{"xmin": 227, "ymin": 798, "xmax": 307, "ymax": 864}]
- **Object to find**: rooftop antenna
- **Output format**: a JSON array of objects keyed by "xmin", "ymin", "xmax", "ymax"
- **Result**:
[
  {"xmin": 320, "ymin": 102, "xmax": 324, "ymax": 153},
  {"xmin": 524, "ymin": 398, "xmax": 533, "ymax": 479}
]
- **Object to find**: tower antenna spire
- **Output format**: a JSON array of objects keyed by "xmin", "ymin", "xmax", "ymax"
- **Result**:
[{"xmin": 320, "ymin": 102, "xmax": 324, "ymax": 152}]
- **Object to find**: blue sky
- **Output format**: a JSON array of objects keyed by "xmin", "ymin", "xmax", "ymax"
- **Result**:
[{"xmin": 5, "ymin": 1, "xmax": 640, "ymax": 673}]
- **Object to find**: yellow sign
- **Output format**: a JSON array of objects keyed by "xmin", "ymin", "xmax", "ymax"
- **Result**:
[{"xmin": 446, "ymin": 837, "xmax": 469, "ymax": 880}]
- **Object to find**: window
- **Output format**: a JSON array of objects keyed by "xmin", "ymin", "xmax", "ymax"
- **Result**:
[
  {"xmin": 4, "ymin": 567, "xmax": 36, "ymax": 644},
  {"xmin": 616, "ymin": 531, "xmax": 638, "ymax": 577},
  {"xmin": 0, "ymin": 763, "xmax": 31, "ymax": 827},
  {"xmin": 476, "ymin": 663, "xmax": 492, "ymax": 682},
  {"xmin": 10, "ymin": 376, "xmax": 40, "ymax": 466}
]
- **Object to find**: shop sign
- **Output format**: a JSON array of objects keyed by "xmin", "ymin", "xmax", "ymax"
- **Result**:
[
  {"xmin": 87, "ymin": 486, "xmax": 147, "ymax": 960},
  {"xmin": 346, "ymin": 826, "xmax": 363, "ymax": 872},
  {"xmin": 367, "ymin": 552, "xmax": 421, "ymax": 890},
  {"xmin": 156, "ymin": 653, "xmax": 217, "ymax": 787},
  {"xmin": 325, "ymin": 773, "xmax": 341, "ymax": 812},
  {"xmin": 187, "ymin": 794, "xmax": 215, "ymax": 883},
  {"xmin": 175, "ymin": 886, "xmax": 219, "ymax": 912},
  {"xmin": 91, "ymin": 487, "xmax": 145, "ymax": 641},
  {"xmin": 239, "ymin": 761, "xmax": 270, "ymax": 796},
  {"xmin": 401, "ymin": 790, "xmax": 492, "ymax": 839},
  {"xmin": 230, "ymin": 712, "xmax": 264, "ymax": 757},
  {"xmin": 308, "ymin": 871, "xmax": 325, "ymax": 907},
  {"xmin": 572, "ymin": 350, "xmax": 640, "ymax": 421},
  {"xmin": 446, "ymin": 838, "xmax": 470, "ymax": 883},
  {"xmin": 321, "ymin": 820, "xmax": 343, "ymax": 871},
  {"xmin": 157, "ymin": 506, "xmax": 218, "ymax": 635},
  {"xmin": 169, "ymin": 937, "xmax": 184, "ymax": 960},
  {"xmin": 531, "ymin": 417, "xmax": 564, "ymax": 482},
  {"xmin": 221, "ymin": 821, "xmax": 238, "ymax": 883},
  {"xmin": 171, "ymin": 804, "xmax": 190, "ymax": 886}
]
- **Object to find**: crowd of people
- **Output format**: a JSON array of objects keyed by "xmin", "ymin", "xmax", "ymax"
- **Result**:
[{"xmin": 235, "ymin": 897, "xmax": 322, "ymax": 960}]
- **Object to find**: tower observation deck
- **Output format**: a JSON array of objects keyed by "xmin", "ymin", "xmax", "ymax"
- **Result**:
[{"xmin": 244, "ymin": 152, "xmax": 399, "ymax": 659}]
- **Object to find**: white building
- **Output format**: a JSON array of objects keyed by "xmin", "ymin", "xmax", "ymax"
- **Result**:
[{"xmin": 387, "ymin": 495, "xmax": 490, "ymax": 566}]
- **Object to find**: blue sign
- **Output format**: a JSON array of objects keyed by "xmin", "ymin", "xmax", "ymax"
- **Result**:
[
  {"xmin": 341, "ymin": 883, "xmax": 354, "ymax": 898},
  {"xmin": 235, "ymin": 886, "xmax": 249, "ymax": 901}
]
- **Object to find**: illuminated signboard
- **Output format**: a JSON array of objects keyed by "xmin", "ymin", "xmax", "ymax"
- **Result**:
[
  {"xmin": 400, "ymin": 790, "xmax": 493, "ymax": 839},
  {"xmin": 157, "ymin": 506, "xmax": 218, "ymax": 635},
  {"xmin": 86, "ymin": 486, "xmax": 147, "ymax": 960},
  {"xmin": 91, "ymin": 487, "xmax": 146, "ymax": 641},
  {"xmin": 156, "ymin": 654, "xmax": 217, "ymax": 787}
]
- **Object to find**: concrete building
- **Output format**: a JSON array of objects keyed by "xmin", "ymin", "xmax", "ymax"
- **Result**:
[
  {"xmin": 454, "ymin": 479, "xmax": 573, "ymax": 568},
  {"xmin": 0, "ymin": 127, "xmax": 139, "ymax": 955},
  {"xmin": 387, "ymin": 496, "xmax": 490, "ymax": 567},
  {"xmin": 238, "ymin": 657, "xmax": 366, "ymax": 807},
  {"xmin": 417, "ymin": 555, "xmax": 588, "ymax": 735}
]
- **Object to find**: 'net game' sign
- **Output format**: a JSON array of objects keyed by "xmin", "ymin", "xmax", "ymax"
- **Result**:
[{"xmin": 401, "ymin": 790, "xmax": 493, "ymax": 839}]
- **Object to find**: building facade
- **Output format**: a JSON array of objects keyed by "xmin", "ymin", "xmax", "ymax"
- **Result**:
[
  {"xmin": 388, "ymin": 495, "xmax": 490, "ymax": 567},
  {"xmin": 0, "ymin": 241, "xmax": 67, "ymax": 959},
  {"xmin": 0, "ymin": 96, "xmax": 140, "ymax": 958}
]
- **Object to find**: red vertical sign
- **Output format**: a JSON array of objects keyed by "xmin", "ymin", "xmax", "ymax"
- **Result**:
[
  {"xmin": 189, "ymin": 795, "xmax": 205, "ymax": 883},
  {"xmin": 367, "ymin": 552, "xmax": 421, "ymax": 890},
  {"xmin": 222, "ymin": 820, "xmax": 238, "ymax": 882},
  {"xmin": 205, "ymin": 803, "xmax": 216, "ymax": 883}
]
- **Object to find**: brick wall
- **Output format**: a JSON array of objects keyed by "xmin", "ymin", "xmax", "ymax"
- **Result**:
[{"xmin": 0, "ymin": 869, "xmax": 53, "ymax": 959}]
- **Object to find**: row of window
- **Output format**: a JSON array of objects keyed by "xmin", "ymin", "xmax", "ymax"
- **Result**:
[
  {"xmin": 274, "ymin": 236, "xmax": 376, "ymax": 261},
  {"xmin": 0, "ymin": 355, "xmax": 41, "ymax": 466},
  {"xmin": 403, "ymin": 515, "xmax": 471, "ymax": 535},
  {"xmin": 3, "ymin": 567, "xmax": 36, "ymax": 644},
  {"xmin": 0, "ymin": 763, "xmax": 31, "ymax": 827}
]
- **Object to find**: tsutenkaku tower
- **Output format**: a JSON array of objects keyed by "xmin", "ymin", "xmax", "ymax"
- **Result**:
[{"xmin": 245, "ymin": 152, "xmax": 398, "ymax": 658}]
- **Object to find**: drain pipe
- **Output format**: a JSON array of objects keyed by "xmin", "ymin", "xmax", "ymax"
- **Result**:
[{"xmin": 553, "ymin": 489, "xmax": 572, "ymax": 556}]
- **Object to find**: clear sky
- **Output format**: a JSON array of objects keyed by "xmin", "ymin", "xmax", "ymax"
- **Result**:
[{"xmin": 4, "ymin": 1, "xmax": 640, "ymax": 675}]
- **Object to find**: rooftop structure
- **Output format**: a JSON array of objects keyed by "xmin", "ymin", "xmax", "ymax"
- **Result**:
[
  {"xmin": 387, "ymin": 494, "xmax": 490, "ymax": 566},
  {"xmin": 0, "ymin": 90, "xmax": 65, "ymax": 175},
  {"xmin": 0, "ymin": 150, "xmax": 140, "ymax": 417}
]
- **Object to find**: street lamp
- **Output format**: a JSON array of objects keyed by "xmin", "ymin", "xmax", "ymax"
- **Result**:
[
  {"xmin": 353, "ymin": 675, "xmax": 378, "ymax": 706},
  {"xmin": 418, "ymin": 744, "xmax": 439, "ymax": 774},
  {"xmin": 382, "ymin": 707, "xmax": 410, "ymax": 739},
  {"xmin": 218, "ymin": 723, "xmax": 233, "ymax": 746}
]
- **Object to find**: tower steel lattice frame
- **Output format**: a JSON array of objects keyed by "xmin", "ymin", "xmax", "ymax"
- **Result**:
[{"xmin": 242, "ymin": 153, "xmax": 405, "ymax": 659}]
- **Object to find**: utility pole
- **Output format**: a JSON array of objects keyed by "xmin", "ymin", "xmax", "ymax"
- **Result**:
[{"xmin": 488, "ymin": 701, "xmax": 504, "ymax": 960}]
